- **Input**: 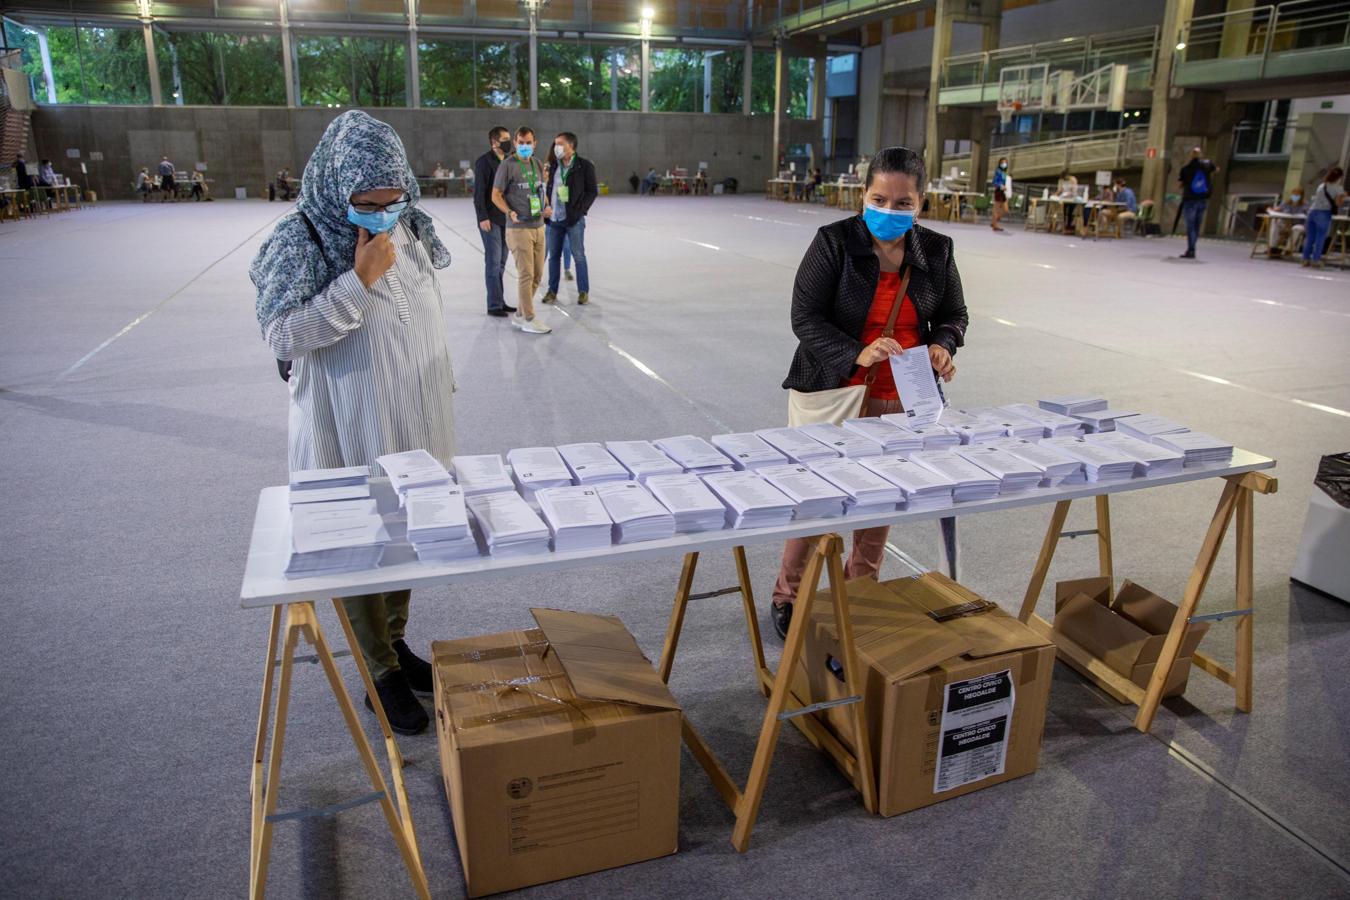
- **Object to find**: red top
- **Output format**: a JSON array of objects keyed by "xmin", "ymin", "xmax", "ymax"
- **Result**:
[{"xmin": 845, "ymin": 271, "xmax": 922, "ymax": 401}]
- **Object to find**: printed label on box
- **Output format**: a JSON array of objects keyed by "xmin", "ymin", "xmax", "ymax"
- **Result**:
[{"xmin": 933, "ymin": 669, "xmax": 1014, "ymax": 793}]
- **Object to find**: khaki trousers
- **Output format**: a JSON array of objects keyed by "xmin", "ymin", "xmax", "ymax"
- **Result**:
[{"xmin": 504, "ymin": 225, "xmax": 545, "ymax": 320}]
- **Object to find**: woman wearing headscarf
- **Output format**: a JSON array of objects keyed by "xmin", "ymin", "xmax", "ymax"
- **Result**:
[{"xmin": 250, "ymin": 110, "xmax": 453, "ymax": 734}]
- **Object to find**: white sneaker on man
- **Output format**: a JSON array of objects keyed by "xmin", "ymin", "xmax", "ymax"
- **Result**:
[
  {"xmin": 517, "ymin": 316, "xmax": 551, "ymax": 335},
  {"xmin": 509, "ymin": 313, "xmax": 526, "ymax": 330}
]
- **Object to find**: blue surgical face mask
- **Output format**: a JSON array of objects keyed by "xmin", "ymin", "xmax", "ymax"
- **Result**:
[
  {"xmin": 347, "ymin": 204, "xmax": 400, "ymax": 234},
  {"xmin": 862, "ymin": 203, "xmax": 915, "ymax": 242},
  {"xmin": 517, "ymin": 143, "xmax": 534, "ymax": 159}
]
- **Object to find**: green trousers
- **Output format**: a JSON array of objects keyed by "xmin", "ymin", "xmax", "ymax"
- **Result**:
[{"xmin": 340, "ymin": 590, "xmax": 411, "ymax": 681}]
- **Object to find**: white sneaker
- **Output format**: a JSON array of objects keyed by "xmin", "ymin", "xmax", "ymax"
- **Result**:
[
  {"xmin": 509, "ymin": 313, "xmax": 526, "ymax": 330},
  {"xmin": 518, "ymin": 317, "xmax": 552, "ymax": 335}
]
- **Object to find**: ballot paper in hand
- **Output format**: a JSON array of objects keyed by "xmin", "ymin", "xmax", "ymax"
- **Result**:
[
  {"xmin": 956, "ymin": 445, "xmax": 1044, "ymax": 494},
  {"xmin": 404, "ymin": 485, "xmax": 478, "ymax": 562},
  {"xmin": 377, "ymin": 450, "xmax": 452, "ymax": 495},
  {"xmin": 654, "ymin": 435, "xmax": 736, "ymax": 475},
  {"xmin": 755, "ymin": 427, "xmax": 842, "ymax": 463},
  {"xmin": 535, "ymin": 486, "xmax": 615, "ymax": 552},
  {"xmin": 911, "ymin": 450, "xmax": 1001, "ymax": 502},
  {"xmin": 286, "ymin": 498, "xmax": 391, "ymax": 578},
  {"xmin": 711, "ymin": 432, "xmax": 790, "ymax": 471},
  {"xmin": 887, "ymin": 349, "xmax": 945, "ymax": 427},
  {"xmin": 1085, "ymin": 432, "xmax": 1185, "ymax": 477},
  {"xmin": 702, "ymin": 471, "xmax": 797, "ymax": 529},
  {"xmin": 289, "ymin": 466, "xmax": 371, "ymax": 504},
  {"xmin": 557, "ymin": 443, "xmax": 630, "ymax": 485},
  {"xmin": 646, "ymin": 473, "xmax": 728, "ymax": 533},
  {"xmin": 466, "ymin": 491, "xmax": 551, "ymax": 556},
  {"xmin": 809, "ymin": 457, "xmax": 904, "ymax": 514},
  {"xmin": 451, "ymin": 454, "xmax": 515, "ymax": 496},
  {"xmin": 798, "ymin": 422, "xmax": 883, "ymax": 459},
  {"xmin": 506, "ymin": 447, "xmax": 574, "ymax": 500},
  {"xmin": 605, "ymin": 440, "xmax": 684, "ymax": 482},
  {"xmin": 758, "ymin": 464, "xmax": 849, "ymax": 520},
  {"xmin": 841, "ymin": 417, "xmax": 925, "ymax": 455},
  {"xmin": 859, "ymin": 456, "xmax": 956, "ymax": 511},
  {"xmin": 594, "ymin": 481, "xmax": 676, "ymax": 544}
]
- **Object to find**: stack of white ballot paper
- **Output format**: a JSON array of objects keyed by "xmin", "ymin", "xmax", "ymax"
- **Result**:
[
  {"xmin": 1153, "ymin": 432, "xmax": 1234, "ymax": 467},
  {"xmin": 655, "ymin": 435, "xmax": 736, "ymax": 475},
  {"xmin": 1042, "ymin": 436, "xmax": 1137, "ymax": 483},
  {"xmin": 465, "ymin": 491, "xmax": 551, "ymax": 556},
  {"xmin": 711, "ymin": 432, "xmax": 789, "ymax": 471},
  {"xmin": 286, "ymin": 498, "xmax": 391, "ymax": 578},
  {"xmin": 1115, "ymin": 414, "xmax": 1189, "ymax": 442},
  {"xmin": 1084, "ymin": 432, "xmax": 1185, "ymax": 477},
  {"xmin": 969, "ymin": 407, "xmax": 1044, "ymax": 441},
  {"xmin": 646, "ymin": 474, "xmax": 728, "ymax": 533},
  {"xmin": 841, "ymin": 417, "xmax": 924, "ymax": 455},
  {"xmin": 1039, "ymin": 395, "xmax": 1107, "ymax": 416},
  {"xmin": 404, "ymin": 485, "xmax": 478, "ymax": 562},
  {"xmin": 911, "ymin": 451, "xmax": 1001, "ymax": 502},
  {"xmin": 1069, "ymin": 408, "xmax": 1138, "ymax": 433},
  {"xmin": 377, "ymin": 449, "xmax": 452, "ymax": 497},
  {"xmin": 506, "ymin": 447, "xmax": 574, "ymax": 500},
  {"xmin": 940, "ymin": 410, "xmax": 1007, "ymax": 445},
  {"xmin": 702, "ymin": 471, "xmax": 797, "ymax": 529},
  {"xmin": 957, "ymin": 445, "xmax": 1044, "ymax": 494},
  {"xmin": 809, "ymin": 457, "xmax": 904, "ymax": 515},
  {"xmin": 883, "ymin": 419, "xmax": 963, "ymax": 450},
  {"xmin": 990, "ymin": 438, "xmax": 1083, "ymax": 487},
  {"xmin": 535, "ymin": 486, "xmax": 615, "ymax": 552},
  {"xmin": 594, "ymin": 482, "xmax": 676, "ymax": 544},
  {"xmin": 799, "ymin": 422, "xmax": 883, "ymax": 458},
  {"xmin": 605, "ymin": 440, "xmax": 684, "ymax": 483},
  {"xmin": 289, "ymin": 466, "xmax": 371, "ymax": 504},
  {"xmin": 759, "ymin": 464, "xmax": 849, "ymax": 519},
  {"xmin": 860, "ymin": 456, "xmax": 956, "ymax": 511},
  {"xmin": 755, "ymin": 427, "xmax": 841, "ymax": 463},
  {"xmin": 451, "ymin": 454, "xmax": 514, "ymax": 496},
  {"xmin": 998, "ymin": 403, "xmax": 1085, "ymax": 438},
  {"xmin": 557, "ymin": 443, "xmax": 630, "ymax": 485}
]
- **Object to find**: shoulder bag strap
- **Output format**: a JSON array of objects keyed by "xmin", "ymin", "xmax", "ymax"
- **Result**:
[{"xmin": 862, "ymin": 263, "xmax": 913, "ymax": 394}]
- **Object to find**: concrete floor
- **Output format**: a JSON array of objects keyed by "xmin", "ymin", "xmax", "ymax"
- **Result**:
[{"xmin": 2, "ymin": 196, "xmax": 1348, "ymax": 899}]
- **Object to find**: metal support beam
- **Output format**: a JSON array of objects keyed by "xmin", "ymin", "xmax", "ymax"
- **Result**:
[
  {"xmin": 742, "ymin": 41, "xmax": 754, "ymax": 115},
  {"xmin": 142, "ymin": 19, "xmax": 163, "ymax": 107},
  {"xmin": 1141, "ymin": 0, "xmax": 1195, "ymax": 213},
  {"xmin": 407, "ymin": 0, "xmax": 420, "ymax": 108},
  {"xmin": 279, "ymin": 0, "xmax": 297, "ymax": 108},
  {"xmin": 528, "ymin": 10, "xmax": 538, "ymax": 111},
  {"xmin": 773, "ymin": 39, "xmax": 785, "ymax": 175},
  {"xmin": 641, "ymin": 39, "xmax": 650, "ymax": 113}
]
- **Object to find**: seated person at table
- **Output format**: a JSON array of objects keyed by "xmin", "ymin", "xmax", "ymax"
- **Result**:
[
  {"xmin": 190, "ymin": 170, "xmax": 211, "ymax": 201},
  {"xmin": 135, "ymin": 167, "xmax": 154, "ymax": 202},
  {"xmin": 796, "ymin": 167, "xmax": 823, "ymax": 200},
  {"xmin": 640, "ymin": 166, "xmax": 659, "ymax": 195},
  {"xmin": 276, "ymin": 167, "xmax": 294, "ymax": 201},
  {"xmin": 1055, "ymin": 169, "xmax": 1080, "ymax": 233},
  {"xmin": 37, "ymin": 159, "xmax": 56, "ymax": 187},
  {"xmin": 1105, "ymin": 177, "xmax": 1138, "ymax": 231},
  {"xmin": 1265, "ymin": 189, "xmax": 1307, "ymax": 257},
  {"xmin": 432, "ymin": 162, "xmax": 450, "ymax": 197},
  {"xmin": 694, "ymin": 168, "xmax": 708, "ymax": 195}
]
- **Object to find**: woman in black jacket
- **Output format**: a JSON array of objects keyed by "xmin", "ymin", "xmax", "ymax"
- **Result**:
[{"xmin": 771, "ymin": 145, "xmax": 968, "ymax": 639}]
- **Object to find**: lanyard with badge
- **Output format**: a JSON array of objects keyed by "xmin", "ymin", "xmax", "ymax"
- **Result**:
[
  {"xmin": 524, "ymin": 158, "xmax": 542, "ymax": 217},
  {"xmin": 558, "ymin": 158, "xmax": 573, "ymax": 204}
]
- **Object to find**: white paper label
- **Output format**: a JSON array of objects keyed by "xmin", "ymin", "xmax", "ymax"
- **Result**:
[{"xmin": 933, "ymin": 669, "xmax": 1014, "ymax": 794}]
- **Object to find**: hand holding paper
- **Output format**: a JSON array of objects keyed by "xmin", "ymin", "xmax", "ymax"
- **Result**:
[{"xmin": 887, "ymin": 347, "xmax": 946, "ymax": 428}]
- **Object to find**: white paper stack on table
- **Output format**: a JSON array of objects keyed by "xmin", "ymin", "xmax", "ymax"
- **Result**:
[
  {"xmin": 990, "ymin": 438, "xmax": 1083, "ymax": 487},
  {"xmin": 286, "ymin": 498, "xmax": 391, "ymax": 578},
  {"xmin": 798, "ymin": 422, "xmax": 883, "ymax": 458},
  {"xmin": 594, "ymin": 481, "xmax": 676, "ymax": 544},
  {"xmin": 710, "ymin": 432, "xmax": 789, "ymax": 471},
  {"xmin": 1114, "ymin": 414, "xmax": 1189, "ymax": 443},
  {"xmin": 1043, "ymin": 436, "xmax": 1138, "ymax": 483},
  {"xmin": 289, "ymin": 466, "xmax": 371, "ymax": 504},
  {"xmin": 557, "ymin": 443, "xmax": 630, "ymax": 485},
  {"xmin": 466, "ymin": 491, "xmax": 551, "ymax": 556},
  {"xmin": 646, "ymin": 474, "xmax": 728, "ymax": 533},
  {"xmin": 702, "ymin": 471, "xmax": 797, "ymax": 529},
  {"xmin": 1153, "ymin": 432, "xmax": 1234, "ymax": 467},
  {"xmin": 758, "ymin": 464, "xmax": 848, "ymax": 519},
  {"xmin": 967, "ymin": 406, "xmax": 1043, "ymax": 441},
  {"xmin": 605, "ymin": 440, "xmax": 684, "ymax": 483},
  {"xmin": 1069, "ymin": 408, "xmax": 1138, "ymax": 433},
  {"xmin": 1039, "ymin": 394, "xmax": 1107, "ymax": 416},
  {"xmin": 884, "ymin": 419, "xmax": 963, "ymax": 451},
  {"xmin": 655, "ymin": 434, "xmax": 738, "ymax": 475},
  {"xmin": 450, "ymin": 454, "xmax": 514, "ymax": 496},
  {"xmin": 841, "ymin": 417, "xmax": 924, "ymax": 455},
  {"xmin": 404, "ymin": 485, "xmax": 478, "ymax": 562},
  {"xmin": 998, "ymin": 403, "xmax": 1085, "ymax": 438},
  {"xmin": 506, "ymin": 447, "xmax": 574, "ymax": 501},
  {"xmin": 1085, "ymin": 432, "xmax": 1185, "ymax": 477},
  {"xmin": 378, "ymin": 449, "xmax": 453, "ymax": 499},
  {"xmin": 755, "ymin": 427, "xmax": 841, "ymax": 463},
  {"xmin": 860, "ymin": 456, "xmax": 956, "ymax": 511},
  {"xmin": 911, "ymin": 450, "xmax": 1001, "ymax": 502},
  {"xmin": 535, "ymin": 485, "xmax": 615, "ymax": 552},
  {"xmin": 809, "ymin": 457, "xmax": 903, "ymax": 515},
  {"xmin": 940, "ymin": 410, "xmax": 1007, "ymax": 445},
  {"xmin": 956, "ymin": 445, "xmax": 1044, "ymax": 494}
]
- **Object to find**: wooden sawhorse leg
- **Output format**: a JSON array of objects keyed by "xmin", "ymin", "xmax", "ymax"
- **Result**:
[
  {"xmin": 1016, "ymin": 474, "xmax": 1276, "ymax": 732},
  {"xmin": 659, "ymin": 535, "xmax": 877, "ymax": 852},
  {"xmin": 250, "ymin": 601, "xmax": 431, "ymax": 900}
]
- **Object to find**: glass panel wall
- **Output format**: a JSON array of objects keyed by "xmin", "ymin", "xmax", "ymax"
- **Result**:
[
  {"xmin": 154, "ymin": 30, "xmax": 285, "ymax": 106},
  {"xmin": 296, "ymin": 34, "xmax": 407, "ymax": 107}
]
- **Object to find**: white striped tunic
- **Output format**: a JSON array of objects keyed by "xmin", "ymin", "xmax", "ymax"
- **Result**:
[{"xmin": 266, "ymin": 222, "xmax": 457, "ymax": 474}]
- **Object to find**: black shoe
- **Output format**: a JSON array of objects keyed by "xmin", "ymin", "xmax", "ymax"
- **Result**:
[
  {"xmin": 1180, "ymin": 250, "xmax": 1195, "ymax": 258},
  {"xmin": 363, "ymin": 669, "xmax": 429, "ymax": 735},
  {"xmin": 488, "ymin": 308, "xmax": 509, "ymax": 317},
  {"xmin": 394, "ymin": 639, "xmax": 433, "ymax": 693},
  {"xmin": 771, "ymin": 602, "xmax": 793, "ymax": 641},
  {"xmin": 502, "ymin": 303, "xmax": 517, "ymax": 313}
]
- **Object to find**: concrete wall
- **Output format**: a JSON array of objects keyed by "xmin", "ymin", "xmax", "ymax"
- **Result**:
[{"xmin": 29, "ymin": 105, "xmax": 790, "ymax": 200}]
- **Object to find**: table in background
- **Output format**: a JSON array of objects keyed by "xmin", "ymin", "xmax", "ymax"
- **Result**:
[
  {"xmin": 418, "ymin": 175, "xmax": 472, "ymax": 197},
  {"xmin": 764, "ymin": 177, "xmax": 799, "ymax": 201},
  {"xmin": 0, "ymin": 187, "xmax": 36, "ymax": 220},
  {"xmin": 1250, "ymin": 210, "xmax": 1307, "ymax": 259},
  {"xmin": 1326, "ymin": 214, "xmax": 1350, "ymax": 268},
  {"xmin": 1085, "ymin": 200, "xmax": 1128, "ymax": 238},
  {"xmin": 924, "ymin": 189, "xmax": 970, "ymax": 223}
]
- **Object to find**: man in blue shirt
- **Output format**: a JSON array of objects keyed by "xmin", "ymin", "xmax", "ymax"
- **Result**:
[{"xmin": 1113, "ymin": 177, "xmax": 1137, "ymax": 213}]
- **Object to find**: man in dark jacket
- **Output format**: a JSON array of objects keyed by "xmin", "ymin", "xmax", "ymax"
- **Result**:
[
  {"xmin": 1176, "ymin": 145, "xmax": 1218, "ymax": 260},
  {"xmin": 542, "ymin": 132, "xmax": 599, "ymax": 305},
  {"xmin": 474, "ymin": 125, "xmax": 515, "ymax": 316}
]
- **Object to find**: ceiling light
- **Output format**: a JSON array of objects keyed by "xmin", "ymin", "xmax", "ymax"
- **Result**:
[
  {"xmin": 1176, "ymin": 41, "xmax": 1186, "ymax": 50},
  {"xmin": 641, "ymin": 6, "xmax": 655, "ymax": 19}
]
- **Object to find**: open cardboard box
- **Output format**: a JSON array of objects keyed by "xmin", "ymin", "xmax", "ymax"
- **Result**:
[
  {"xmin": 433, "ymin": 608, "xmax": 681, "ymax": 898},
  {"xmin": 1052, "ymin": 576, "xmax": 1211, "ymax": 699},
  {"xmin": 793, "ymin": 572, "xmax": 1056, "ymax": 817}
]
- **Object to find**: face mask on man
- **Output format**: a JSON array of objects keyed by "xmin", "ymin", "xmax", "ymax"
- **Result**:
[
  {"xmin": 554, "ymin": 144, "xmax": 566, "ymax": 160},
  {"xmin": 999, "ymin": 162, "xmax": 1008, "ymax": 170},
  {"xmin": 517, "ymin": 143, "xmax": 534, "ymax": 159},
  {"xmin": 862, "ymin": 203, "xmax": 916, "ymax": 241}
]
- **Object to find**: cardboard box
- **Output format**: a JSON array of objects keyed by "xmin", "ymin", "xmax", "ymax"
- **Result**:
[
  {"xmin": 432, "ymin": 608, "xmax": 681, "ymax": 897},
  {"xmin": 794, "ymin": 572, "xmax": 1056, "ymax": 817},
  {"xmin": 1052, "ymin": 577, "xmax": 1210, "ymax": 698}
]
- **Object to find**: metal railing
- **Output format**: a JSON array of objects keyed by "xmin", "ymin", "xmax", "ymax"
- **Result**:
[
  {"xmin": 1231, "ymin": 119, "xmax": 1295, "ymax": 158},
  {"xmin": 942, "ymin": 124, "xmax": 1150, "ymax": 184},
  {"xmin": 941, "ymin": 25, "xmax": 1159, "ymax": 90},
  {"xmin": 1178, "ymin": 0, "xmax": 1350, "ymax": 66}
]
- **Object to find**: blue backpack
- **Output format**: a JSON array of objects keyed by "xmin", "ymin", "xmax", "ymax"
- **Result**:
[{"xmin": 1189, "ymin": 165, "xmax": 1210, "ymax": 196}]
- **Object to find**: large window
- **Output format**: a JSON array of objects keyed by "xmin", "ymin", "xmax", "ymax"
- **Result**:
[
  {"xmin": 418, "ymin": 38, "xmax": 474, "ymax": 107},
  {"xmin": 649, "ymin": 48, "xmax": 702, "ymax": 112},
  {"xmin": 537, "ymin": 41, "xmax": 640, "ymax": 111},
  {"xmin": 3, "ymin": 19, "xmax": 150, "ymax": 105},
  {"xmin": 474, "ymin": 41, "xmax": 527, "ymax": 108},
  {"xmin": 749, "ymin": 48, "xmax": 775, "ymax": 114},
  {"xmin": 419, "ymin": 38, "xmax": 529, "ymax": 108},
  {"xmin": 787, "ymin": 57, "xmax": 811, "ymax": 118},
  {"xmin": 154, "ymin": 30, "xmax": 285, "ymax": 105},
  {"xmin": 296, "ymin": 35, "xmax": 406, "ymax": 107}
]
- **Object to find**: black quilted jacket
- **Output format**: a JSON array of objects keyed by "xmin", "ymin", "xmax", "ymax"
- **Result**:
[{"xmin": 782, "ymin": 215, "xmax": 968, "ymax": 393}]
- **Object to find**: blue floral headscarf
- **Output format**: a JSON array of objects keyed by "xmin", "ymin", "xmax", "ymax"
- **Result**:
[{"xmin": 250, "ymin": 110, "xmax": 450, "ymax": 333}]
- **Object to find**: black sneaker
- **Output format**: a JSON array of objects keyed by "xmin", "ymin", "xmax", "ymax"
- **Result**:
[
  {"xmin": 1180, "ymin": 250, "xmax": 1195, "ymax": 258},
  {"xmin": 771, "ymin": 602, "xmax": 793, "ymax": 641},
  {"xmin": 488, "ymin": 308, "xmax": 509, "ymax": 317},
  {"xmin": 363, "ymin": 669, "xmax": 429, "ymax": 735},
  {"xmin": 502, "ymin": 303, "xmax": 517, "ymax": 313},
  {"xmin": 394, "ymin": 639, "xmax": 433, "ymax": 693}
]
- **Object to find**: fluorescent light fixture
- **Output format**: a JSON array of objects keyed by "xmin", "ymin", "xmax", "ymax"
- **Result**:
[
  {"xmin": 1176, "ymin": 41, "xmax": 1186, "ymax": 50},
  {"xmin": 641, "ymin": 6, "xmax": 655, "ymax": 19}
]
